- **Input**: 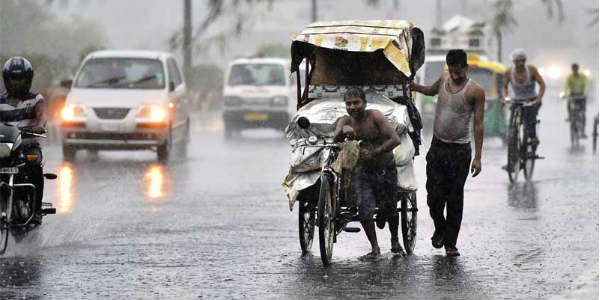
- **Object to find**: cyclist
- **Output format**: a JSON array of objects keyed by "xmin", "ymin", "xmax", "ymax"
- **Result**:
[
  {"xmin": 561, "ymin": 63, "xmax": 590, "ymax": 137},
  {"xmin": 501, "ymin": 48, "xmax": 546, "ymax": 146}
]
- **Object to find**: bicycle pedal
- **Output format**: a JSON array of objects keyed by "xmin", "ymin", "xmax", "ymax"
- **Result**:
[
  {"xmin": 43, "ymin": 173, "xmax": 57, "ymax": 180},
  {"xmin": 343, "ymin": 226, "xmax": 361, "ymax": 233},
  {"xmin": 41, "ymin": 202, "xmax": 52, "ymax": 207},
  {"xmin": 41, "ymin": 208, "xmax": 56, "ymax": 215}
]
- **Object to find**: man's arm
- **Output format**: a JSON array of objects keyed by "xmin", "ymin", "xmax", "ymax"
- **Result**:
[
  {"xmin": 333, "ymin": 116, "xmax": 349, "ymax": 143},
  {"xmin": 471, "ymin": 86, "xmax": 485, "ymax": 177},
  {"xmin": 501, "ymin": 69, "xmax": 511, "ymax": 100},
  {"xmin": 410, "ymin": 73, "xmax": 443, "ymax": 96},
  {"xmin": 370, "ymin": 110, "xmax": 401, "ymax": 156},
  {"xmin": 531, "ymin": 66, "xmax": 545, "ymax": 103}
]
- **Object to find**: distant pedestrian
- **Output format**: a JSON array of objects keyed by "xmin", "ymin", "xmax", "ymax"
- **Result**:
[{"xmin": 410, "ymin": 49, "xmax": 485, "ymax": 257}]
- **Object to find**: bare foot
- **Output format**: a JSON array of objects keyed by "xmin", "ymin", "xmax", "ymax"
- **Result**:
[
  {"xmin": 391, "ymin": 238, "xmax": 406, "ymax": 256},
  {"xmin": 359, "ymin": 247, "xmax": 381, "ymax": 261}
]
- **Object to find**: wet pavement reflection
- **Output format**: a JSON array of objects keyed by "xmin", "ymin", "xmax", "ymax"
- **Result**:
[{"xmin": 0, "ymin": 99, "xmax": 596, "ymax": 299}]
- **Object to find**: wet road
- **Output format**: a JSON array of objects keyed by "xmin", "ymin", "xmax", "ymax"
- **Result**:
[{"xmin": 0, "ymin": 98, "xmax": 597, "ymax": 300}]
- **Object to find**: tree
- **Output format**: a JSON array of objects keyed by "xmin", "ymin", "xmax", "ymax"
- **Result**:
[{"xmin": 490, "ymin": 0, "xmax": 563, "ymax": 62}]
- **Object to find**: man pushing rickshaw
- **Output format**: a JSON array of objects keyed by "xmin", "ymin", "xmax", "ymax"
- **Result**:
[{"xmin": 283, "ymin": 20, "xmax": 424, "ymax": 266}]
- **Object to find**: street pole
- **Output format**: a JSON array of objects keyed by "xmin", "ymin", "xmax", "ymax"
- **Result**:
[
  {"xmin": 311, "ymin": 0, "xmax": 317, "ymax": 22},
  {"xmin": 183, "ymin": 0, "xmax": 192, "ymax": 79},
  {"xmin": 435, "ymin": 0, "xmax": 442, "ymax": 28}
]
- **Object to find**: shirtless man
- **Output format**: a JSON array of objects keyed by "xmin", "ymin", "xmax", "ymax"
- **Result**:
[
  {"xmin": 333, "ymin": 87, "xmax": 401, "ymax": 260},
  {"xmin": 410, "ymin": 49, "xmax": 485, "ymax": 257}
]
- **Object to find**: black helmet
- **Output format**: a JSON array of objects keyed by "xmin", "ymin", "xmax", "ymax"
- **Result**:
[{"xmin": 2, "ymin": 57, "xmax": 34, "ymax": 98}]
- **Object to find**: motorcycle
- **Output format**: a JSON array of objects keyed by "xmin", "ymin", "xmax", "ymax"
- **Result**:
[{"xmin": 0, "ymin": 123, "xmax": 56, "ymax": 254}]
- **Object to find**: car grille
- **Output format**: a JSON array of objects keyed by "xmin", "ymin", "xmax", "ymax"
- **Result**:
[
  {"xmin": 66, "ymin": 132, "xmax": 157, "ymax": 140},
  {"xmin": 242, "ymin": 97, "xmax": 271, "ymax": 105},
  {"xmin": 93, "ymin": 108, "xmax": 130, "ymax": 120}
]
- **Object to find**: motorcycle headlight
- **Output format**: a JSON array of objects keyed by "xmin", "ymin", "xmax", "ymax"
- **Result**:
[
  {"xmin": 136, "ymin": 105, "xmax": 168, "ymax": 123},
  {"xmin": 0, "ymin": 143, "xmax": 13, "ymax": 158},
  {"xmin": 272, "ymin": 96, "xmax": 288, "ymax": 106},
  {"xmin": 61, "ymin": 104, "xmax": 86, "ymax": 121}
]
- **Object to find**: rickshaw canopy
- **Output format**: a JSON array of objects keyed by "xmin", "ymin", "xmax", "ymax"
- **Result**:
[{"xmin": 291, "ymin": 20, "xmax": 425, "ymax": 86}]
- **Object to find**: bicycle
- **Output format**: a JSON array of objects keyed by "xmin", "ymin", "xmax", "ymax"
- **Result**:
[
  {"xmin": 567, "ymin": 95, "xmax": 587, "ymax": 148},
  {"xmin": 504, "ymin": 98, "xmax": 542, "ymax": 183},
  {"xmin": 593, "ymin": 113, "xmax": 598, "ymax": 154}
]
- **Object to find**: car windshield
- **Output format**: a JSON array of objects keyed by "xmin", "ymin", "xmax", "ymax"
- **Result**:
[
  {"xmin": 424, "ymin": 61, "xmax": 445, "ymax": 85},
  {"xmin": 75, "ymin": 58, "xmax": 165, "ymax": 89},
  {"xmin": 227, "ymin": 63, "xmax": 286, "ymax": 86},
  {"xmin": 467, "ymin": 67, "xmax": 494, "ymax": 91}
]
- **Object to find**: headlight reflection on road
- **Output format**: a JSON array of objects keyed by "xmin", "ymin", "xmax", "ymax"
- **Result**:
[
  {"xmin": 145, "ymin": 164, "xmax": 165, "ymax": 200},
  {"xmin": 57, "ymin": 163, "xmax": 75, "ymax": 214}
]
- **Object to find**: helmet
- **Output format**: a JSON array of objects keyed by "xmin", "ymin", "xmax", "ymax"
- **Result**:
[
  {"xmin": 2, "ymin": 57, "xmax": 34, "ymax": 98},
  {"xmin": 510, "ymin": 48, "xmax": 527, "ymax": 61}
]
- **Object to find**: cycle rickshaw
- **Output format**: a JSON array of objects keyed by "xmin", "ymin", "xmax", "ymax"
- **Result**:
[{"xmin": 282, "ymin": 20, "xmax": 425, "ymax": 266}]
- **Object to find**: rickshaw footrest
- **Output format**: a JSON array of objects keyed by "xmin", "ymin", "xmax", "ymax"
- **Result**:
[{"xmin": 343, "ymin": 227, "xmax": 361, "ymax": 233}]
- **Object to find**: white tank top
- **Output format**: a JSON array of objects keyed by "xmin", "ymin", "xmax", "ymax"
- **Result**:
[{"xmin": 433, "ymin": 78, "xmax": 474, "ymax": 144}]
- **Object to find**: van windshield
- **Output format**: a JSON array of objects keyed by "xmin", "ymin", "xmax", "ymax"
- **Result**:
[
  {"xmin": 75, "ymin": 58, "xmax": 165, "ymax": 89},
  {"xmin": 228, "ymin": 64, "xmax": 286, "ymax": 86}
]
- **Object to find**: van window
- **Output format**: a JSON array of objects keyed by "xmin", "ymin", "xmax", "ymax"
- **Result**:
[
  {"xmin": 167, "ymin": 58, "xmax": 183, "ymax": 86},
  {"xmin": 75, "ymin": 58, "xmax": 165, "ymax": 89},
  {"xmin": 228, "ymin": 64, "xmax": 286, "ymax": 86}
]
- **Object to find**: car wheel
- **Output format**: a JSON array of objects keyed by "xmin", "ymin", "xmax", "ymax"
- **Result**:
[
  {"xmin": 62, "ymin": 145, "xmax": 76, "ymax": 162},
  {"xmin": 157, "ymin": 134, "xmax": 172, "ymax": 163}
]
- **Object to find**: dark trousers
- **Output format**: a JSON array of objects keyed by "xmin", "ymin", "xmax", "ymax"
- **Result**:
[
  {"xmin": 426, "ymin": 137, "xmax": 471, "ymax": 248},
  {"xmin": 522, "ymin": 102, "xmax": 541, "ymax": 139}
]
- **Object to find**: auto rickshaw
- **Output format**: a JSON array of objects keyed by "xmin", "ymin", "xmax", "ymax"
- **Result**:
[{"xmin": 282, "ymin": 20, "xmax": 425, "ymax": 266}]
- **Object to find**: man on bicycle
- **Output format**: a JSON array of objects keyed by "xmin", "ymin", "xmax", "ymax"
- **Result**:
[
  {"xmin": 501, "ymin": 48, "xmax": 546, "ymax": 145},
  {"xmin": 561, "ymin": 63, "xmax": 590, "ymax": 137},
  {"xmin": 333, "ymin": 87, "xmax": 402, "ymax": 260}
]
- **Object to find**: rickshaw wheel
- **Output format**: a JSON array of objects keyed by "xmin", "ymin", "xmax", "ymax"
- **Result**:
[
  {"xmin": 318, "ymin": 173, "xmax": 335, "ymax": 266},
  {"xmin": 400, "ymin": 191, "xmax": 417, "ymax": 255},
  {"xmin": 298, "ymin": 200, "xmax": 315, "ymax": 254}
]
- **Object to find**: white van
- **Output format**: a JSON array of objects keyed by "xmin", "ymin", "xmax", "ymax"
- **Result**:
[
  {"xmin": 60, "ymin": 50, "xmax": 190, "ymax": 162},
  {"xmin": 221, "ymin": 57, "xmax": 297, "ymax": 138}
]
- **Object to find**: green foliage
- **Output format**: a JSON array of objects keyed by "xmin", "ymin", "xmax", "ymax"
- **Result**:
[{"xmin": 0, "ymin": 0, "xmax": 107, "ymax": 93}]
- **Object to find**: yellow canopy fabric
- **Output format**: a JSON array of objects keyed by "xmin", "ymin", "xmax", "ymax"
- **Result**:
[{"xmin": 292, "ymin": 20, "xmax": 415, "ymax": 77}]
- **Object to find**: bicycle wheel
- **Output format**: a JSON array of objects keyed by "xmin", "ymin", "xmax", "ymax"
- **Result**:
[
  {"xmin": 522, "ymin": 132, "xmax": 536, "ymax": 181},
  {"xmin": 400, "ymin": 191, "xmax": 417, "ymax": 255},
  {"xmin": 298, "ymin": 200, "xmax": 315, "ymax": 254},
  {"xmin": 0, "ymin": 192, "xmax": 9, "ymax": 255},
  {"xmin": 318, "ymin": 173, "xmax": 335, "ymax": 266},
  {"xmin": 507, "ymin": 109, "xmax": 521, "ymax": 183},
  {"xmin": 570, "ymin": 110, "xmax": 579, "ymax": 147}
]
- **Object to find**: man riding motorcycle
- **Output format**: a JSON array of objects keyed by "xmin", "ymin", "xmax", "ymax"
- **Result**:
[
  {"xmin": 561, "ymin": 63, "xmax": 590, "ymax": 137},
  {"xmin": 1, "ymin": 57, "xmax": 46, "ymax": 224}
]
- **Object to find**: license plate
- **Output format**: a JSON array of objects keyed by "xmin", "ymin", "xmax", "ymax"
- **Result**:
[
  {"xmin": 0, "ymin": 167, "xmax": 18, "ymax": 174},
  {"xmin": 243, "ymin": 113, "xmax": 268, "ymax": 121},
  {"xmin": 100, "ymin": 123, "xmax": 120, "ymax": 131}
]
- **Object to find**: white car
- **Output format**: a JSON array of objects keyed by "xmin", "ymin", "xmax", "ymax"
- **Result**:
[
  {"xmin": 222, "ymin": 57, "xmax": 298, "ymax": 138},
  {"xmin": 60, "ymin": 50, "xmax": 190, "ymax": 162}
]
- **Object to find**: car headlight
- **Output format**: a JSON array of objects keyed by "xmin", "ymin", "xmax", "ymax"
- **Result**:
[
  {"xmin": 271, "ymin": 96, "xmax": 288, "ymax": 106},
  {"xmin": 0, "ymin": 143, "xmax": 13, "ymax": 158},
  {"xmin": 136, "ymin": 105, "xmax": 167, "ymax": 123},
  {"xmin": 224, "ymin": 96, "xmax": 242, "ymax": 107},
  {"xmin": 61, "ymin": 104, "xmax": 86, "ymax": 121}
]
